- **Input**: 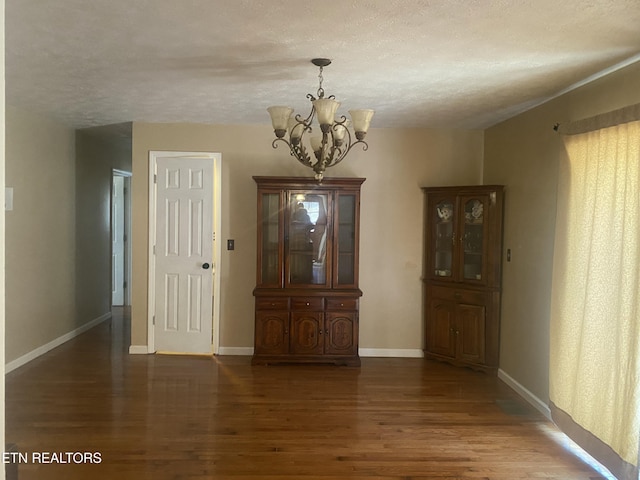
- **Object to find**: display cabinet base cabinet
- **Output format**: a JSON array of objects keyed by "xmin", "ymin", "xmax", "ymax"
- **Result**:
[
  {"xmin": 424, "ymin": 287, "xmax": 500, "ymax": 373},
  {"xmin": 253, "ymin": 177, "xmax": 365, "ymax": 367},
  {"xmin": 422, "ymin": 185, "xmax": 504, "ymax": 374},
  {"xmin": 252, "ymin": 294, "xmax": 360, "ymax": 366}
]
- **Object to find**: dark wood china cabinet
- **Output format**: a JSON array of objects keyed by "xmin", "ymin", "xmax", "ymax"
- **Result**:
[
  {"xmin": 422, "ymin": 185, "xmax": 504, "ymax": 373},
  {"xmin": 253, "ymin": 176, "xmax": 364, "ymax": 366}
]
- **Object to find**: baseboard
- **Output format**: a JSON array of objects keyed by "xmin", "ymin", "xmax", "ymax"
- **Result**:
[
  {"xmin": 217, "ymin": 347, "xmax": 254, "ymax": 356},
  {"xmin": 498, "ymin": 368, "xmax": 551, "ymax": 419},
  {"xmin": 130, "ymin": 346, "xmax": 424, "ymax": 358},
  {"xmin": 5, "ymin": 312, "xmax": 112, "ymax": 374},
  {"xmin": 128, "ymin": 345, "xmax": 150, "ymax": 354},
  {"xmin": 216, "ymin": 347, "xmax": 425, "ymax": 357},
  {"xmin": 129, "ymin": 346, "xmax": 256, "ymax": 356},
  {"xmin": 359, "ymin": 348, "xmax": 424, "ymax": 358}
]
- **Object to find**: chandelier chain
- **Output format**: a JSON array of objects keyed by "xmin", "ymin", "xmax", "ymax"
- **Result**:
[{"xmin": 317, "ymin": 66, "xmax": 325, "ymax": 98}]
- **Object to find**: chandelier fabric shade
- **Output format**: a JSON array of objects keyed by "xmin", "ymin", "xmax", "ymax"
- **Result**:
[{"xmin": 267, "ymin": 58, "xmax": 374, "ymax": 181}]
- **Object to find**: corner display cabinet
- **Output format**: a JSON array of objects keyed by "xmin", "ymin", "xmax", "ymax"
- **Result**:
[
  {"xmin": 252, "ymin": 176, "xmax": 364, "ymax": 366},
  {"xmin": 422, "ymin": 185, "xmax": 504, "ymax": 373}
]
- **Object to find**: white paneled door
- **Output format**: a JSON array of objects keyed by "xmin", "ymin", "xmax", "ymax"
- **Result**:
[{"xmin": 152, "ymin": 155, "xmax": 214, "ymax": 354}]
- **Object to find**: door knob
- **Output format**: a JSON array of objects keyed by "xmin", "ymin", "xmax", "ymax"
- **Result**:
[{"xmin": 202, "ymin": 263, "xmax": 210, "ymax": 269}]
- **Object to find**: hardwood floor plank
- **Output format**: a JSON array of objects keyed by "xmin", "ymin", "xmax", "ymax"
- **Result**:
[{"xmin": 5, "ymin": 308, "xmax": 607, "ymax": 479}]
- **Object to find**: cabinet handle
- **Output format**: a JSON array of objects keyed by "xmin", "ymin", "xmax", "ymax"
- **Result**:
[
  {"xmin": 284, "ymin": 329, "xmax": 289, "ymax": 335},
  {"xmin": 319, "ymin": 330, "xmax": 323, "ymax": 334},
  {"xmin": 325, "ymin": 329, "xmax": 329, "ymax": 335},
  {"xmin": 306, "ymin": 302, "xmax": 310, "ymax": 306}
]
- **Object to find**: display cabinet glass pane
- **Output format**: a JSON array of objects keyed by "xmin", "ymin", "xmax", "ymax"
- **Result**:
[
  {"xmin": 289, "ymin": 193, "xmax": 329, "ymax": 285},
  {"xmin": 462, "ymin": 198, "xmax": 484, "ymax": 280},
  {"xmin": 434, "ymin": 200, "xmax": 454, "ymax": 277},
  {"xmin": 337, "ymin": 194, "xmax": 356, "ymax": 285},
  {"xmin": 261, "ymin": 193, "xmax": 280, "ymax": 284}
]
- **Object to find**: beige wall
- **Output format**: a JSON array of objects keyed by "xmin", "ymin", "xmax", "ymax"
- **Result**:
[
  {"xmin": 5, "ymin": 106, "xmax": 76, "ymax": 363},
  {"xmin": 76, "ymin": 124, "xmax": 132, "ymax": 322},
  {"xmin": 484, "ymin": 60, "xmax": 640, "ymax": 402},
  {"xmin": 131, "ymin": 123, "xmax": 483, "ymax": 351}
]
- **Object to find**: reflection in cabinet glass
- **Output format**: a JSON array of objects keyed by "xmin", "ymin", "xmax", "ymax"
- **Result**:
[
  {"xmin": 253, "ymin": 177, "xmax": 364, "ymax": 366},
  {"xmin": 289, "ymin": 193, "xmax": 329, "ymax": 285},
  {"xmin": 423, "ymin": 185, "xmax": 504, "ymax": 373}
]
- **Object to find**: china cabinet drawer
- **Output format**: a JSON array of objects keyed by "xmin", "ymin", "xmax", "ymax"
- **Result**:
[
  {"xmin": 291, "ymin": 297, "xmax": 324, "ymax": 310},
  {"xmin": 256, "ymin": 297, "xmax": 289, "ymax": 310},
  {"xmin": 430, "ymin": 286, "xmax": 485, "ymax": 305},
  {"xmin": 325, "ymin": 297, "xmax": 358, "ymax": 311}
]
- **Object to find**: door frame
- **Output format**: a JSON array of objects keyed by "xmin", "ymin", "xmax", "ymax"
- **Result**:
[
  {"xmin": 111, "ymin": 168, "xmax": 132, "ymax": 306},
  {"xmin": 147, "ymin": 151, "xmax": 222, "ymax": 354}
]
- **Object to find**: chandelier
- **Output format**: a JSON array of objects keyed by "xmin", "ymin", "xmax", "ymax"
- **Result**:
[{"xmin": 267, "ymin": 58, "xmax": 374, "ymax": 181}]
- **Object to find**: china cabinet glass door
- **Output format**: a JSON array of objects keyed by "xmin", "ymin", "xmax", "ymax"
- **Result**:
[
  {"xmin": 335, "ymin": 193, "xmax": 358, "ymax": 287},
  {"xmin": 432, "ymin": 197, "xmax": 455, "ymax": 279},
  {"xmin": 287, "ymin": 191, "xmax": 331, "ymax": 287},
  {"xmin": 460, "ymin": 195, "xmax": 486, "ymax": 282},
  {"xmin": 258, "ymin": 192, "xmax": 281, "ymax": 286}
]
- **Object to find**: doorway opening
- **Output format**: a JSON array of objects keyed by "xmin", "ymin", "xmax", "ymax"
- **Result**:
[{"xmin": 111, "ymin": 169, "xmax": 132, "ymax": 308}]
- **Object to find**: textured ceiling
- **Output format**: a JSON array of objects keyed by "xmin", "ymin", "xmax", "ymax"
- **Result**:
[{"xmin": 6, "ymin": 0, "xmax": 640, "ymax": 129}]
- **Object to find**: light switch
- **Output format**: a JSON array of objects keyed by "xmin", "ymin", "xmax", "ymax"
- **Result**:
[{"xmin": 227, "ymin": 239, "xmax": 235, "ymax": 250}]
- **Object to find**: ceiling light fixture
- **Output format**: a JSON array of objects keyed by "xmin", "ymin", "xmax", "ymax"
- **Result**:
[{"xmin": 267, "ymin": 58, "xmax": 374, "ymax": 181}]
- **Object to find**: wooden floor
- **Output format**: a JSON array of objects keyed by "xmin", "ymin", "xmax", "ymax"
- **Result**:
[{"xmin": 5, "ymin": 308, "xmax": 606, "ymax": 480}]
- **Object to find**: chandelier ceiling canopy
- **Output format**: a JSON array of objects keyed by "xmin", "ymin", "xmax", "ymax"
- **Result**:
[{"xmin": 267, "ymin": 58, "xmax": 374, "ymax": 181}]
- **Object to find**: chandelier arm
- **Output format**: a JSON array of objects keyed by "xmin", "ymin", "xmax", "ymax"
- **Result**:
[
  {"xmin": 327, "ymin": 126, "xmax": 352, "ymax": 168},
  {"xmin": 324, "ymin": 140, "xmax": 368, "ymax": 171},
  {"xmin": 272, "ymin": 138, "xmax": 313, "ymax": 167},
  {"xmin": 271, "ymin": 137, "xmax": 286, "ymax": 150},
  {"xmin": 334, "ymin": 114, "xmax": 348, "ymax": 125},
  {"xmin": 292, "ymin": 116, "xmax": 313, "ymax": 136},
  {"xmin": 292, "ymin": 143, "xmax": 313, "ymax": 167}
]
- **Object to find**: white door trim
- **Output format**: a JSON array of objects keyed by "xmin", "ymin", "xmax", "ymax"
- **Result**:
[{"xmin": 147, "ymin": 151, "xmax": 222, "ymax": 354}]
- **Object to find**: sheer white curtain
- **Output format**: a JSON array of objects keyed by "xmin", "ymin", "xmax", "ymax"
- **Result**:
[{"xmin": 550, "ymin": 118, "xmax": 640, "ymax": 480}]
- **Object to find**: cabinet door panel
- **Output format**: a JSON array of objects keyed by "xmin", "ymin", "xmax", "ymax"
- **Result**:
[
  {"xmin": 287, "ymin": 192, "xmax": 331, "ymax": 288},
  {"xmin": 334, "ymin": 193, "xmax": 359, "ymax": 287},
  {"xmin": 290, "ymin": 312, "xmax": 323, "ymax": 354},
  {"xmin": 427, "ymin": 299, "xmax": 456, "ymax": 358},
  {"xmin": 255, "ymin": 311, "xmax": 289, "ymax": 355},
  {"xmin": 429, "ymin": 195, "xmax": 457, "ymax": 281},
  {"xmin": 257, "ymin": 192, "xmax": 283, "ymax": 286},
  {"xmin": 325, "ymin": 312, "xmax": 357, "ymax": 355},
  {"xmin": 456, "ymin": 303, "xmax": 486, "ymax": 364},
  {"xmin": 460, "ymin": 195, "xmax": 489, "ymax": 283}
]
